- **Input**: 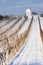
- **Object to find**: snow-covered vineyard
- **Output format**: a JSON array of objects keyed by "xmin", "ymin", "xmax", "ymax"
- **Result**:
[{"xmin": 0, "ymin": 15, "xmax": 43, "ymax": 65}]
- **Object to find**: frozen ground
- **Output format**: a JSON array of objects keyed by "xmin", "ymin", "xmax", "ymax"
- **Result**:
[{"xmin": 8, "ymin": 15, "xmax": 43, "ymax": 65}]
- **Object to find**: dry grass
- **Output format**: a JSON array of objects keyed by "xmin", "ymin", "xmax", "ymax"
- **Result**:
[{"xmin": 38, "ymin": 16, "xmax": 43, "ymax": 43}]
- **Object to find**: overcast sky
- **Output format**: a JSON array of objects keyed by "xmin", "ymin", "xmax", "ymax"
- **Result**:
[{"xmin": 0, "ymin": 0, "xmax": 43, "ymax": 15}]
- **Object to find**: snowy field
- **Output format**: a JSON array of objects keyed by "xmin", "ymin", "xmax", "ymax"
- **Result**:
[
  {"xmin": 0, "ymin": 15, "xmax": 43, "ymax": 65},
  {"xmin": 8, "ymin": 15, "xmax": 43, "ymax": 65}
]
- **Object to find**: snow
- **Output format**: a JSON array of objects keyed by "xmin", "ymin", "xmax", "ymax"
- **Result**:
[
  {"xmin": 0, "ymin": 20, "xmax": 9, "ymax": 28},
  {"xmin": 0, "ymin": 15, "xmax": 43, "ymax": 65},
  {"xmin": 6, "ymin": 17, "xmax": 25, "ymax": 37},
  {"xmin": 0, "ymin": 19, "xmax": 18, "ymax": 34},
  {"xmin": 18, "ymin": 16, "xmax": 32, "ymax": 35},
  {"xmin": 8, "ymin": 15, "xmax": 43, "ymax": 65},
  {"xmin": 39, "ymin": 17, "xmax": 43, "ymax": 31}
]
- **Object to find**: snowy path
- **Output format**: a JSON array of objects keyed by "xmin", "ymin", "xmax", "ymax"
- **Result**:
[{"xmin": 8, "ymin": 16, "xmax": 43, "ymax": 65}]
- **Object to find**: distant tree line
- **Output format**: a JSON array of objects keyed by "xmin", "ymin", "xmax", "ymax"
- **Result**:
[
  {"xmin": 40, "ymin": 14, "xmax": 43, "ymax": 17},
  {"xmin": 0, "ymin": 15, "xmax": 17, "ymax": 20},
  {"xmin": 0, "ymin": 15, "xmax": 10, "ymax": 20},
  {"xmin": 32, "ymin": 12, "xmax": 43, "ymax": 17},
  {"xmin": 32, "ymin": 12, "xmax": 38, "ymax": 15},
  {"xmin": 0, "ymin": 12, "xmax": 43, "ymax": 20}
]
